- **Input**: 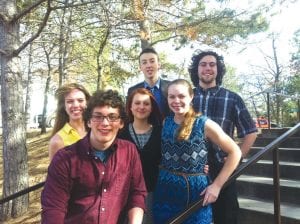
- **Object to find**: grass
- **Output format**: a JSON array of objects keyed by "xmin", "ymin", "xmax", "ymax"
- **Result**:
[{"xmin": 0, "ymin": 129, "xmax": 51, "ymax": 224}]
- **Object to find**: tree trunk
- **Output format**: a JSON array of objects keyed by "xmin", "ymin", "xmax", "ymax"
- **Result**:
[
  {"xmin": 25, "ymin": 43, "xmax": 34, "ymax": 129},
  {"xmin": 0, "ymin": 2, "xmax": 29, "ymax": 221},
  {"xmin": 41, "ymin": 75, "xmax": 51, "ymax": 134},
  {"xmin": 96, "ymin": 28, "xmax": 110, "ymax": 90}
]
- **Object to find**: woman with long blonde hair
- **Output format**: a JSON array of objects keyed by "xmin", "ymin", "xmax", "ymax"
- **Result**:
[{"xmin": 152, "ymin": 79, "xmax": 241, "ymax": 223}]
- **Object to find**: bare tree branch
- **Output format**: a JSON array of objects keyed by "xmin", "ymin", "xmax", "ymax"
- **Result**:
[
  {"xmin": 12, "ymin": 0, "xmax": 48, "ymax": 22},
  {"xmin": 11, "ymin": 0, "xmax": 52, "ymax": 57},
  {"xmin": 50, "ymin": 0, "xmax": 101, "ymax": 10}
]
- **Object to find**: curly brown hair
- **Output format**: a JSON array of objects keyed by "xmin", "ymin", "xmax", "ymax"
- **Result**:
[{"xmin": 84, "ymin": 89, "xmax": 126, "ymax": 124}]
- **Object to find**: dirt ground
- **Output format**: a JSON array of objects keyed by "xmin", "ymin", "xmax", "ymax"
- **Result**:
[{"xmin": 0, "ymin": 129, "xmax": 51, "ymax": 224}]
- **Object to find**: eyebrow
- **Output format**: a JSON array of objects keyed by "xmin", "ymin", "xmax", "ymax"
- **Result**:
[{"xmin": 141, "ymin": 57, "xmax": 156, "ymax": 61}]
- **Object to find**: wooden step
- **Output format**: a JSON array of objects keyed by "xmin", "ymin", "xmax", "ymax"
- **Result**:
[{"xmin": 238, "ymin": 197, "xmax": 300, "ymax": 224}]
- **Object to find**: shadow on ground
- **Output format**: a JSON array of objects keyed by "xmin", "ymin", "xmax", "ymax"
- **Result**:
[{"xmin": 0, "ymin": 129, "xmax": 51, "ymax": 223}]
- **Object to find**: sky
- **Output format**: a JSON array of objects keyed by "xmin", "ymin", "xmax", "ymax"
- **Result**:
[
  {"xmin": 161, "ymin": 0, "xmax": 300, "ymax": 77},
  {"xmin": 225, "ymin": 0, "xmax": 300, "ymax": 73}
]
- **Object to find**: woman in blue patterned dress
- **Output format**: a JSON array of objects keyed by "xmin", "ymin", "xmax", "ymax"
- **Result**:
[{"xmin": 152, "ymin": 79, "xmax": 241, "ymax": 224}]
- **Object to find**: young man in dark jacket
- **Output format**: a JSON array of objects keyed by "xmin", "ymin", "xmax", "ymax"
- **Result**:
[{"xmin": 127, "ymin": 47, "xmax": 170, "ymax": 118}]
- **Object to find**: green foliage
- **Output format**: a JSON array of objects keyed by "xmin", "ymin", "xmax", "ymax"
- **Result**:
[
  {"xmin": 222, "ymin": 65, "xmax": 242, "ymax": 92},
  {"xmin": 149, "ymin": 2, "xmax": 269, "ymax": 50},
  {"xmin": 291, "ymin": 29, "xmax": 300, "ymax": 74},
  {"xmin": 17, "ymin": 1, "xmax": 279, "ymax": 106},
  {"xmin": 284, "ymin": 74, "xmax": 300, "ymax": 95},
  {"xmin": 281, "ymin": 98, "xmax": 300, "ymax": 126}
]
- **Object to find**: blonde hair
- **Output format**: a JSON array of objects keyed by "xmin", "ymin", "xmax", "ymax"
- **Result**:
[{"xmin": 168, "ymin": 79, "xmax": 201, "ymax": 141}]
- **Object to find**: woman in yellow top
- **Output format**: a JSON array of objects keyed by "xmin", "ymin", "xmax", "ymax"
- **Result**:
[{"xmin": 49, "ymin": 83, "xmax": 90, "ymax": 160}]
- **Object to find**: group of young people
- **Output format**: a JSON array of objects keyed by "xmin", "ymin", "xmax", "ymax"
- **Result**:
[{"xmin": 41, "ymin": 47, "xmax": 257, "ymax": 224}]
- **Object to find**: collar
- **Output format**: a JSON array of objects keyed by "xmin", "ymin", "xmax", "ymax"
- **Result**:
[
  {"xmin": 197, "ymin": 85, "xmax": 220, "ymax": 95},
  {"xmin": 92, "ymin": 146, "xmax": 114, "ymax": 163},
  {"xmin": 64, "ymin": 123, "xmax": 76, "ymax": 134},
  {"xmin": 144, "ymin": 78, "xmax": 161, "ymax": 89},
  {"xmin": 83, "ymin": 131, "xmax": 118, "ymax": 158}
]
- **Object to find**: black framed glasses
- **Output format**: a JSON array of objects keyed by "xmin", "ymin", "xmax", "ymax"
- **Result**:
[{"xmin": 91, "ymin": 114, "xmax": 121, "ymax": 123}]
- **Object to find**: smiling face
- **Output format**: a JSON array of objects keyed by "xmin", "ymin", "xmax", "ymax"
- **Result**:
[
  {"xmin": 167, "ymin": 83, "xmax": 193, "ymax": 116},
  {"xmin": 130, "ymin": 93, "xmax": 152, "ymax": 121},
  {"xmin": 139, "ymin": 52, "xmax": 161, "ymax": 82},
  {"xmin": 198, "ymin": 55, "xmax": 218, "ymax": 88},
  {"xmin": 64, "ymin": 89, "xmax": 87, "ymax": 121},
  {"xmin": 88, "ymin": 105, "xmax": 124, "ymax": 150}
]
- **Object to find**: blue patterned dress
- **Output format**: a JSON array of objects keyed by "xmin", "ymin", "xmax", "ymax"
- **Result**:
[{"xmin": 152, "ymin": 115, "xmax": 212, "ymax": 224}]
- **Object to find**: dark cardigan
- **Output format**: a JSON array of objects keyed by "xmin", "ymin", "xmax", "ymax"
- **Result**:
[{"xmin": 118, "ymin": 125, "xmax": 162, "ymax": 192}]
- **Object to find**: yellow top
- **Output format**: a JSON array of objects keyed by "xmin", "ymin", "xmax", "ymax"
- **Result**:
[{"xmin": 57, "ymin": 123, "xmax": 82, "ymax": 147}]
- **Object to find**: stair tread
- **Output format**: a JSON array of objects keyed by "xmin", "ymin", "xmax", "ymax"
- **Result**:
[
  {"xmin": 237, "ymin": 175, "xmax": 300, "ymax": 188},
  {"xmin": 242, "ymin": 159, "xmax": 300, "ymax": 166},
  {"xmin": 251, "ymin": 146, "xmax": 300, "ymax": 150},
  {"xmin": 239, "ymin": 197, "xmax": 300, "ymax": 220},
  {"xmin": 255, "ymin": 136, "xmax": 300, "ymax": 138}
]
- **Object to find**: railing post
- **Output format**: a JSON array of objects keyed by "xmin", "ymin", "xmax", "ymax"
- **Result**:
[
  {"xmin": 297, "ymin": 99, "xmax": 300, "ymax": 122},
  {"xmin": 273, "ymin": 147, "xmax": 281, "ymax": 224},
  {"xmin": 267, "ymin": 92, "xmax": 271, "ymax": 129}
]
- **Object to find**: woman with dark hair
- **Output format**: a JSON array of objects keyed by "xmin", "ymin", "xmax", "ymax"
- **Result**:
[
  {"xmin": 119, "ymin": 87, "xmax": 162, "ymax": 224},
  {"xmin": 49, "ymin": 83, "xmax": 90, "ymax": 160}
]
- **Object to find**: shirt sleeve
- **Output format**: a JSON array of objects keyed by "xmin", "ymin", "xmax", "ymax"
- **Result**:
[
  {"xmin": 41, "ymin": 151, "xmax": 72, "ymax": 224},
  {"xmin": 126, "ymin": 144, "xmax": 147, "ymax": 211},
  {"xmin": 235, "ymin": 94, "xmax": 257, "ymax": 138}
]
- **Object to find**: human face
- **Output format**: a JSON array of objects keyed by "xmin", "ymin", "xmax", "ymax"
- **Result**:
[
  {"xmin": 88, "ymin": 106, "xmax": 124, "ymax": 150},
  {"xmin": 168, "ymin": 84, "xmax": 193, "ymax": 116},
  {"xmin": 64, "ymin": 89, "xmax": 87, "ymax": 121},
  {"xmin": 198, "ymin": 55, "xmax": 218, "ymax": 88},
  {"xmin": 139, "ymin": 52, "xmax": 161, "ymax": 82},
  {"xmin": 130, "ymin": 93, "xmax": 152, "ymax": 121}
]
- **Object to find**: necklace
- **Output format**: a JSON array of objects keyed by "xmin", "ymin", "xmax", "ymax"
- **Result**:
[
  {"xmin": 130, "ymin": 123, "xmax": 152, "ymax": 151},
  {"xmin": 131, "ymin": 124, "xmax": 142, "ymax": 150}
]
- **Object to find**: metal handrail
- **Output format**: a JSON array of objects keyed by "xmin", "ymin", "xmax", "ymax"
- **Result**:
[
  {"xmin": 168, "ymin": 122, "xmax": 300, "ymax": 224},
  {"xmin": 0, "ymin": 181, "xmax": 45, "ymax": 205}
]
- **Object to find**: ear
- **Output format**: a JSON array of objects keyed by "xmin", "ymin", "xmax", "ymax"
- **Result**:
[
  {"xmin": 119, "ymin": 121, "xmax": 124, "ymax": 129},
  {"xmin": 87, "ymin": 120, "xmax": 92, "ymax": 128},
  {"xmin": 157, "ymin": 61, "xmax": 161, "ymax": 70},
  {"xmin": 190, "ymin": 94, "xmax": 194, "ymax": 104}
]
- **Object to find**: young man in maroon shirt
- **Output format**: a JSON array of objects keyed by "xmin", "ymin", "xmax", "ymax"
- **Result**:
[{"xmin": 41, "ymin": 89, "xmax": 147, "ymax": 224}]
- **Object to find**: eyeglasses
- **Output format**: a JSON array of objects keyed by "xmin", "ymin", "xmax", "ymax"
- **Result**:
[{"xmin": 91, "ymin": 114, "xmax": 121, "ymax": 123}]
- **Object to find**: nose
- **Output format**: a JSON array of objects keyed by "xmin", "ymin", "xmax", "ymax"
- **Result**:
[
  {"xmin": 73, "ymin": 100, "xmax": 79, "ymax": 107},
  {"xmin": 173, "ymin": 97, "xmax": 180, "ymax": 103},
  {"xmin": 97, "ymin": 117, "xmax": 110, "ymax": 125}
]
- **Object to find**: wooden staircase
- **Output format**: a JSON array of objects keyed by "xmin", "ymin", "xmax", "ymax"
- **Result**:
[{"xmin": 237, "ymin": 128, "xmax": 300, "ymax": 224}]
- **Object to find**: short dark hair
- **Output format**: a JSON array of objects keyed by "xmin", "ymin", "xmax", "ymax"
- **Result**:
[
  {"xmin": 84, "ymin": 89, "xmax": 126, "ymax": 122},
  {"xmin": 139, "ymin": 47, "xmax": 159, "ymax": 63},
  {"xmin": 188, "ymin": 50, "xmax": 226, "ymax": 87}
]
